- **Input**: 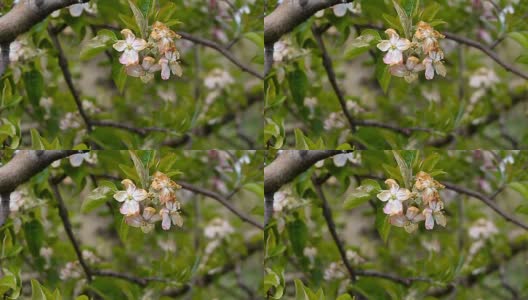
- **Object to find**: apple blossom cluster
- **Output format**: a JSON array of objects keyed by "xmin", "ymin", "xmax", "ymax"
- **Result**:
[
  {"xmin": 113, "ymin": 22, "xmax": 183, "ymax": 82},
  {"xmin": 377, "ymin": 21, "xmax": 447, "ymax": 82},
  {"xmin": 113, "ymin": 172, "xmax": 183, "ymax": 233},
  {"xmin": 377, "ymin": 171, "xmax": 447, "ymax": 233}
]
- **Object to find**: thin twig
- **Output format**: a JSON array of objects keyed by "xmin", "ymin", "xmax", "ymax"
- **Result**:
[
  {"xmin": 50, "ymin": 182, "xmax": 93, "ymax": 281},
  {"xmin": 47, "ymin": 25, "xmax": 93, "ymax": 133},
  {"xmin": 176, "ymin": 31, "xmax": 263, "ymax": 80},
  {"xmin": 441, "ymin": 181, "xmax": 528, "ymax": 231},
  {"xmin": 91, "ymin": 120, "xmax": 173, "ymax": 137},
  {"xmin": 311, "ymin": 176, "xmax": 356, "ymax": 282},
  {"xmin": 312, "ymin": 25, "xmax": 356, "ymax": 133},
  {"xmin": 0, "ymin": 42, "xmax": 10, "ymax": 77},
  {"xmin": 176, "ymin": 181, "xmax": 263, "ymax": 230}
]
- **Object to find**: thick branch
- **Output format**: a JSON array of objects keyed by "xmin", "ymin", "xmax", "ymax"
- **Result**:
[
  {"xmin": 0, "ymin": 150, "xmax": 80, "ymax": 194},
  {"xmin": 176, "ymin": 181, "xmax": 263, "ymax": 230},
  {"xmin": 0, "ymin": 0, "xmax": 89, "ymax": 44},
  {"xmin": 264, "ymin": 150, "xmax": 345, "ymax": 195},
  {"xmin": 0, "ymin": 42, "xmax": 10, "ymax": 77},
  {"xmin": 264, "ymin": 0, "xmax": 353, "ymax": 44}
]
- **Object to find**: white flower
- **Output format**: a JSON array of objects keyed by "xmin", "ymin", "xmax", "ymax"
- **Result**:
[
  {"xmin": 113, "ymin": 29, "xmax": 147, "ymax": 66},
  {"xmin": 413, "ymin": 21, "xmax": 444, "ymax": 54},
  {"xmin": 346, "ymin": 249, "xmax": 365, "ymax": 265},
  {"xmin": 69, "ymin": 152, "xmax": 90, "ymax": 167},
  {"xmin": 468, "ymin": 218, "xmax": 498, "ymax": 240},
  {"xmin": 273, "ymin": 188, "xmax": 294, "ymax": 212},
  {"xmin": 204, "ymin": 69, "xmax": 234, "ymax": 89},
  {"xmin": 126, "ymin": 56, "xmax": 162, "ymax": 83},
  {"xmin": 126, "ymin": 207, "xmax": 161, "ymax": 233},
  {"xmin": 9, "ymin": 190, "xmax": 27, "ymax": 212},
  {"xmin": 159, "ymin": 51, "xmax": 183, "ymax": 80},
  {"xmin": 323, "ymin": 262, "xmax": 346, "ymax": 280},
  {"xmin": 59, "ymin": 112, "xmax": 82, "ymax": 130},
  {"xmin": 423, "ymin": 200, "xmax": 446, "ymax": 230},
  {"xmin": 332, "ymin": 2, "xmax": 361, "ymax": 17},
  {"xmin": 69, "ymin": 3, "xmax": 96, "ymax": 17},
  {"xmin": 150, "ymin": 21, "xmax": 179, "ymax": 54},
  {"xmin": 390, "ymin": 206, "xmax": 425, "ymax": 233},
  {"xmin": 423, "ymin": 50, "xmax": 446, "ymax": 80},
  {"xmin": 59, "ymin": 262, "xmax": 82, "ymax": 280},
  {"xmin": 333, "ymin": 152, "xmax": 361, "ymax": 167},
  {"xmin": 113, "ymin": 179, "xmax": 148, "ymax": 216},
  {"xmin": 204, "ymin": 218, "xmax": 234, "ymax": 239},
  {"xmin": 160, "ymin": 201, "xmax": 183, "ymax": 230},
  {"xmin": 273, "ymin": 39, "xmax": 294, "ymax": 62},
  {"xmin": 390, "ymin": 56, "xmax": 425, "ymax": 83},
  {"xmin": 469, "ymin": 68, "xmax": 499, "ymax": 88},
  {"xmin": 377, "ymin": 29, "xmax": 411, "ymax": 65},
  {"xmin": 377, "ymin": 179, "xmax": 411, "ymax": 215},
  {"xmin": 303, "ymin": 247, "xmax": 317, "ymax": 259},
  {"xmin": 324, "ymin": 112, "xmax": 346, "ymax": 130}
]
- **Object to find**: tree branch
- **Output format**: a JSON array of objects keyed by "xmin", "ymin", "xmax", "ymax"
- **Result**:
[
  {"xmin": 312, "ymin": 25, "xmax": 357, "ymax": 133},
  {"xmin": 90, "ymin": 120, "xmax": 173, "ymax": 137},
  {"xmin": 176, "ymin": 31, "xmax": 263, "ymax": 80},
  {"xmin": 161, "ymin": 241, "xmax": 261, "ymax": 297},
  {"xmin": 264, "ymin": 150, "xmax": 348, "ymax": 226},
  {"xmin": 0, "ymin": 42, "xmax": 10, "ymax": 77},
  {"xmin": 50, "ymin": 181, "xmax": 93, "ymax": 281},
  {"xmin": 0, "ymin": 0, "xmax": 89, "ymax": 44},
  {"xmin": 441, "ymin": 181, "xmax": 528, "ymax": 231},
  {"xmin": 0, "ymin": 150, "xmax": 80, "ymax": 194},
  {"xmin": 264, "ymin": 0, "xmax": 354, "ymax": 44},
  {"xmin": 176, "ymin": 181, "xmax": 263, "ymax": 230},
  {"xmin": 427, "ymin": 240, "xmax": 528, "ymax": 297},
  {"xmin": 48, "ymin": 25, "xmax": 93, "ymax": 133},
  {"xmin": 311, "ymin": 176, "xmax": 356, "ymax": 283}
]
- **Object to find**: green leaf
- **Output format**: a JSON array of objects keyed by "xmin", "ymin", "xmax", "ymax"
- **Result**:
[
  {"xmin": 294, "ymin": 129, "xmax": 311, "ymax": 150},
  {"xmin": 516, "ymin": 54, "xmax": 528, "ymax": 64},
  {"xmin": 137, "ymin": 0, "xmax": 154, "ymax": 17},
  {"xmin": 128, "ymin": 0, "xmax": 148, "ymax": 38},
  {"xmin": 375, "ymin": 205, "xmax": 391, "ymax": 243},
  {"xmin": 344, "ymin": 29, "xmax": 381, "ymax": 59},
  {"xmin": 403, "ymin": 0, "xmax": 420, "ymax": 17},
  {"xmin": 392, "ymin": 0, "xmax": 411, "ymax": 38},
  {"xmin": 30, "ymin": 280, "xmax": 46, "ymax": 300},
  {"xmin": 375, "ymin": 59, "xmax": 391, "ymax": 94},
  {"xmin": 287, "ymin": 66, "xmax": 308, "ymax": 108},
  {"xmin": 23, "ymin": 220, "xmax": 44, "ymax": 258},
  {"xmin": 509, "ymin": 32, "xmax": 528, "ymax": 49},
  {"xmin": 244, "ymin": 32, "xmax": 264, "ymax": 48},
  {"xmin": 112, "ymin": 63, "xmax": 127, "ymax": 94},
  {"xmin": 243, "ymin": 182, "xmax": 264, "ymax": 198},
  {"xmin": 129, "ymin": 150, "xmax": 149, "ymax": 189},
  {"xmin": 392, "ymin": 150, "xmax": 412, "ymax": 189},
  {"xmin": 30, "ymin": 129, "xmax": 46, "ymax": 150},
  {"xmin": 287, "ymin": 216, "xmax": 308, "ymax": 258},
  {"xmin": 81, "ymin": 185, "xmax": 114, "ymax": 213},
  {"xmin": 294, "ymin": 279, "xmax": 310, "ymax": 300},
  {"xmin": 23, "ymin": 69, "xmax": 44, "ymax": 107},
  {"xmin": 421, "ymin": 2, "xmax": 441, "ymax": 21},
  {"xmin": 344, "ymin": 179, "xmax": 381, "ymax": 210},
  {"xmin": 336, "ymin": 295, "xmax": 353, "ymax": 300},
  {"xmin": 510, "ymin": 182, "xmax": 528, "ymax": 199},
  {"xmin": 0, "ymin": 274, "xmax": 17, "ymax": 296},
  {"xmin": 80, "ymin": 30, "xmax": 117, "ymax": 61},
  {"xmin": 515, "ymin": 205, "xmax": 528, "ymax": 215}
]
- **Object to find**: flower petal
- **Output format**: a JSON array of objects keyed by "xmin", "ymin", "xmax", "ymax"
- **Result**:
[
  {"xmin": 389, "ymin": 214, "xmax": 406, "ymax": 227},
  {"xmin": 113, "ymin": 41, "xmax": 127, "ymax": 52},
  {"xmin": 377, "ymin": 190, "xmax": 391, "ymax": 202},
  {"xmin": 113, "ymin": 191, "xmax": 128, "ymax": 202},
  {"xmin": 120, "ymin": 200, "xmax": 139, "ymax": 215},
  {"xmin": 376, "ymin": 40, "xmax": 391, "ymax": 52},
  {"xmin": 132, "ymin": 189, "xmax": 148, "ymax": 202},
  {"xmin": 383, "ymin": 200, "xmax": 402, "ymax": 215},
  {"xmin": 383, "ymin": 50, "xmax": 402, "ymax": 65}
]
